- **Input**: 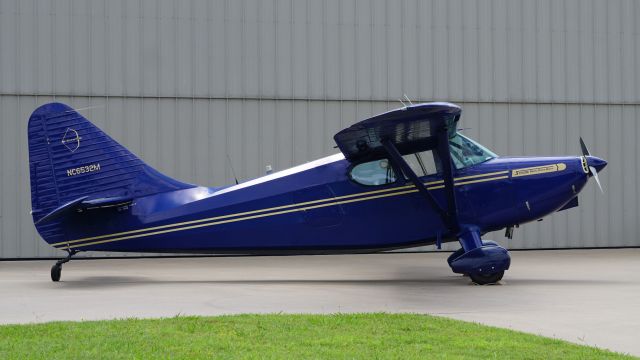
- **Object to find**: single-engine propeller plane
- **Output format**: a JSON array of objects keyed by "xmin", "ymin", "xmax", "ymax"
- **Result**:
[{"xmin": 28, "ymin": 102, "xmax": 606, "ymax": 284}]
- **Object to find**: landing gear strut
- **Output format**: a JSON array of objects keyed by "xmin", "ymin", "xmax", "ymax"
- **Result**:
[{"xmin": 51, "ymin": 250, "xmax": 77, "ymax": 282}]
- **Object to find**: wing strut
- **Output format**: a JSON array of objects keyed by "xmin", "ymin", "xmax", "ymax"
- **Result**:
[
  {"xmin": 435, "ymin": 127, "xmax": 460, "ymax": 233},
  {"xmin": 381, "ymin": 130, "xmax": 460, "ymax": 234},
  {"xmin": 381, "ymin": 138, "xmax": 449, "ymax": 226}
]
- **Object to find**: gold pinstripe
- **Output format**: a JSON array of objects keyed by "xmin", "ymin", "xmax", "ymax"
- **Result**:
[
  {"xmin": 454, "ymin": 170, "xmax": 509, "ymax": 181},
  {"xmin": 455, "ymin": 175, "xmax": 510, "ymax": 186},
  {"xmin": 59, "ymin": 188, "xmax": 421, "ymax": 249},
  {"xmin": 52, "ymin": 183, "xmax": 418, "ymax": 247},
  {"xmin": 51, "ymin": 167, "xmax": 549, "ymax": 249}
]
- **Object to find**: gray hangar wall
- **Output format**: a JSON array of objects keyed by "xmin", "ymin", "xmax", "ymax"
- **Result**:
[{"xmin": 0, "ymin": 0, "xmax": 638, "ymax": 258}]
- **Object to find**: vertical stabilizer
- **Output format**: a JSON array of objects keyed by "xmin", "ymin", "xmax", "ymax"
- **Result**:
[{"xmin": 28, "ymin": 102, "xmax": 194, "ymax": 244}]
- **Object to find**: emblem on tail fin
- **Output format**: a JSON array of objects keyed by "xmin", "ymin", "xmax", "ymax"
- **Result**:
[{"xmin": 61, "ymin": 128, "xmax": 81, "ymax": 152}]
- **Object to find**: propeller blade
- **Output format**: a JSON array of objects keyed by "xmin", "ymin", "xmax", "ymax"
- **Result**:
[
  {"xmin": 589, "ymin": 166, "xmax": 604, "ymax": 193},
  {"xmin": 581, "ymin": 138, "xmax": 605, "ymax": 193},
  {"xmin": 579, "ymin": 137, "xmax": 590, "ymax": 157}
]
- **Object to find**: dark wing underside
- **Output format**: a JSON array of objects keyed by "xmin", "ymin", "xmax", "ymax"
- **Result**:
[{"xmin": 333, "ymin": 102, "xmax": 461, "ymax": 163}]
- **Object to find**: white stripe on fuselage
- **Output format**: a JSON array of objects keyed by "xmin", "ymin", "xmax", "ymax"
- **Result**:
[{"xmin": 213, "ymin": 153, "xmax": 346, "ymax": 196}]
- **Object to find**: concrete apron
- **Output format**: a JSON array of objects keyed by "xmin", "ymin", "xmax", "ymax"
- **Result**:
[{"xmin": 0, "ymin": 249, "xmax": 638, "ymax": 356}]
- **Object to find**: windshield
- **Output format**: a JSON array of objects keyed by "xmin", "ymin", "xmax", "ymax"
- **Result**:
[{"xmin": 449, "ymin": 133, "xmax": 497, "ymax": 169}]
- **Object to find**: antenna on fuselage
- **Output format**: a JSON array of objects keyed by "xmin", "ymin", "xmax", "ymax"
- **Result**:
[
  {"xmin": 226, "ymin": 153, "xmax": 239, "ymax": 185},
  {"xmin": 398, "ymin": 98, "xmax": 407, "ymax": 107},
  {"xmin": 403, "ymin": 94, "xmax": 414, "ymax": 106}
]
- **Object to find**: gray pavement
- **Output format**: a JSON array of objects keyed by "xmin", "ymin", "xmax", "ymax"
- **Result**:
[{"xmin": 1, "ymin": 249, "xmax": 639, "ymax": 356}]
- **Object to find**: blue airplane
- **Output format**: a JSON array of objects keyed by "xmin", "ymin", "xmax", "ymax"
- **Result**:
[{"xmin": 28, "ymin": 102, "xmax": 606, "ymax": 284}]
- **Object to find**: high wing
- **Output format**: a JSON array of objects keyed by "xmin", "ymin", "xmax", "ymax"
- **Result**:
[
  {"xmin": 333, "ymin": 102, "xmax": 461, "ymax": 163},
  {"xmin": 333, "ymin": 102, "xmax": 462, "ymax": 235}
]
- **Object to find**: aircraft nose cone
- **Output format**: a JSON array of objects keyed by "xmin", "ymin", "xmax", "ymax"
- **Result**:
[{"xmin": 586, "ymin": 156, "xmax": 607, "ymax": 173}]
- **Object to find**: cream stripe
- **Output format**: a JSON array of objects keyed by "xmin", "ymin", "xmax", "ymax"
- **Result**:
[
  {"xmin": 62, "ymin": 189, "xmax": 421, "ymax": 249},
  {"xmin": 51, "ymin": 184, "xmax": 416, "ymax": 247},
  {"xmin": 53, "ymin": 171, "xmax": 511, "ymax": 249},
  {"xmin": 454, "ymin": 170, "xmax": 509, "ymax": 181},
  {"xmin": 455, "ymin": 175, "xmax": 510, "ymax": 186},
  {"xmin": 425, "ymin": 179, "xmax": 445, "ymax": 185}
]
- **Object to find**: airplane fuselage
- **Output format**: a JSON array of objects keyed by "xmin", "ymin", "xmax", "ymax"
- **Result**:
[{"xmin": 50, "ymin": 154, "xmax": 596, "ymax": 254}]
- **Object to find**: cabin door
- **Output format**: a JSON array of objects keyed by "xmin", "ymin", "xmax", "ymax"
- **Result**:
[{"xmin": 293, "ymin": 185, "xmax": 344, "ymax": 228}]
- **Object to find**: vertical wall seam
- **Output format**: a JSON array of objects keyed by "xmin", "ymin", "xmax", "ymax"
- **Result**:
[
  {"xmin": 563, "ymin": 0, "xmax": 568, "ymax": 102},
  {"xmin": 306, "ymin": 0, "xmax": 311, "ymax": 159},
  {"xmin": 534, "ymin": 0, "xmax": 538, "ymax": 103},
  {"xmin": 122, "ymin": 0, "xmax": 127, "ymax": 98},
  {"xmin": 354, "ymin": 0, "xmax": 358, "ymax": 117},
  {"xmin": 258, "ymin": 0, "xmax": 264, "ymax": 172},
  {"xmin": 104, "ymin": 0, "xmax": 109, "ymax": 100},
  {"xmin": 139, "ymin": 0, "xmax": 143, "ymax": 98},
  {"xmin": 400, "ymin": 0, "xmax": 404, "ymax": 98},
  {"xmin": 14, "ymin": 0, "xmax": 19, "ymax": 93},
  {"xmin": 241, "ymin": 0, "xmax": 246, "ymax": 97},
  {"xmin": 323, "ymin": 0, "xmax": 328, "ymax": 154},
  {"xmin": 416, "ymin": 0, "xmax": 422, "ymax": 100},
  {"xmin": 191, "ymin": 1, "xmax": 196, "ymax": 180},
  {"xmin": 274, "ymin": 0, "xmax": 279, "ymax": 170},
  {"xmin": 51, "ymin": 0, "xmax": 56, "ymax": 97},
  {"xmin": 577, "ymin": 0, "xmax": 582, "ymax": 102},
  {"xmin": 384, "ymin": 0, "xmax": 388, "ymax": 106},
  {"xmin": 290, "ymin": 0, "xmax": 295, "ymax": 162}
]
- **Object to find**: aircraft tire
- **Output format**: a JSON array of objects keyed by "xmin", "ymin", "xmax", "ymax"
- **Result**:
[
  {"xmin": 51, "ymin": 264, "xmax": 61, "ymax": 282},
  {"xmin": 469, "ymin": 270, "xmax": 504, "ymax": 285}
]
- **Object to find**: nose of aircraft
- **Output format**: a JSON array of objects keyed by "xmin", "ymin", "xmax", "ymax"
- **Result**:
[{"xmin": 586, "ymin": 156, "xmax": 607, "ymax": 173}]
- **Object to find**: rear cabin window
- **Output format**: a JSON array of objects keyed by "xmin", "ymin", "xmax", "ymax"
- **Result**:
[{"xmin": 350, "ymin": 159, "xmax": 397, "ymax": 186}]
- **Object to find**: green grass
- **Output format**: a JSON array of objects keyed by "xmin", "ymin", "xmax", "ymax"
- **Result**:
[{"xmin": 0, "ymin": 314, "xmax": 634, "ymax": 359}]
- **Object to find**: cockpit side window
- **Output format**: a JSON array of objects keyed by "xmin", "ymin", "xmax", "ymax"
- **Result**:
[{"xmin": 349, "ymin": 159, "xmax": 397, "ymax": 186}]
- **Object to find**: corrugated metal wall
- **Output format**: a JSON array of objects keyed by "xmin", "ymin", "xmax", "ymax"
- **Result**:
[{"xmin": 1, "ymin": 0, "xmax": 638, "ymax": 258}]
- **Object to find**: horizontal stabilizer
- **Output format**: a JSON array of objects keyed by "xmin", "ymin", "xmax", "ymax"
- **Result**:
[
  {"xmin": 34, "ymin": 195, "xmax": 133, "ymax": 225},
  {"xmin": 82, "ymin": 196, "xmax": 133, "ymax": 209},
  {"xmin": 34, "ymin": 196, "xmax": 88, "ymax": 225}
]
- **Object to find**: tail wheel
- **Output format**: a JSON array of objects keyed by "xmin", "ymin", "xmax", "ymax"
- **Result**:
[
  {"xmin": 469, "ymin": 270, "xmax": 504, "ymax": 285},
  {"xmin": 51, "ymin": 265, "xmax": 62, "ymax": 282}
]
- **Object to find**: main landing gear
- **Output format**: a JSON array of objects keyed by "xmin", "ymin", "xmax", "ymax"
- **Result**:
[
  {"xmin": 51, "ymin": 250, "xmax": 77, "ymax": 282},
  {"xmin": 447, "ymin": 228, "xmax": 511, "ymax": 285}
]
